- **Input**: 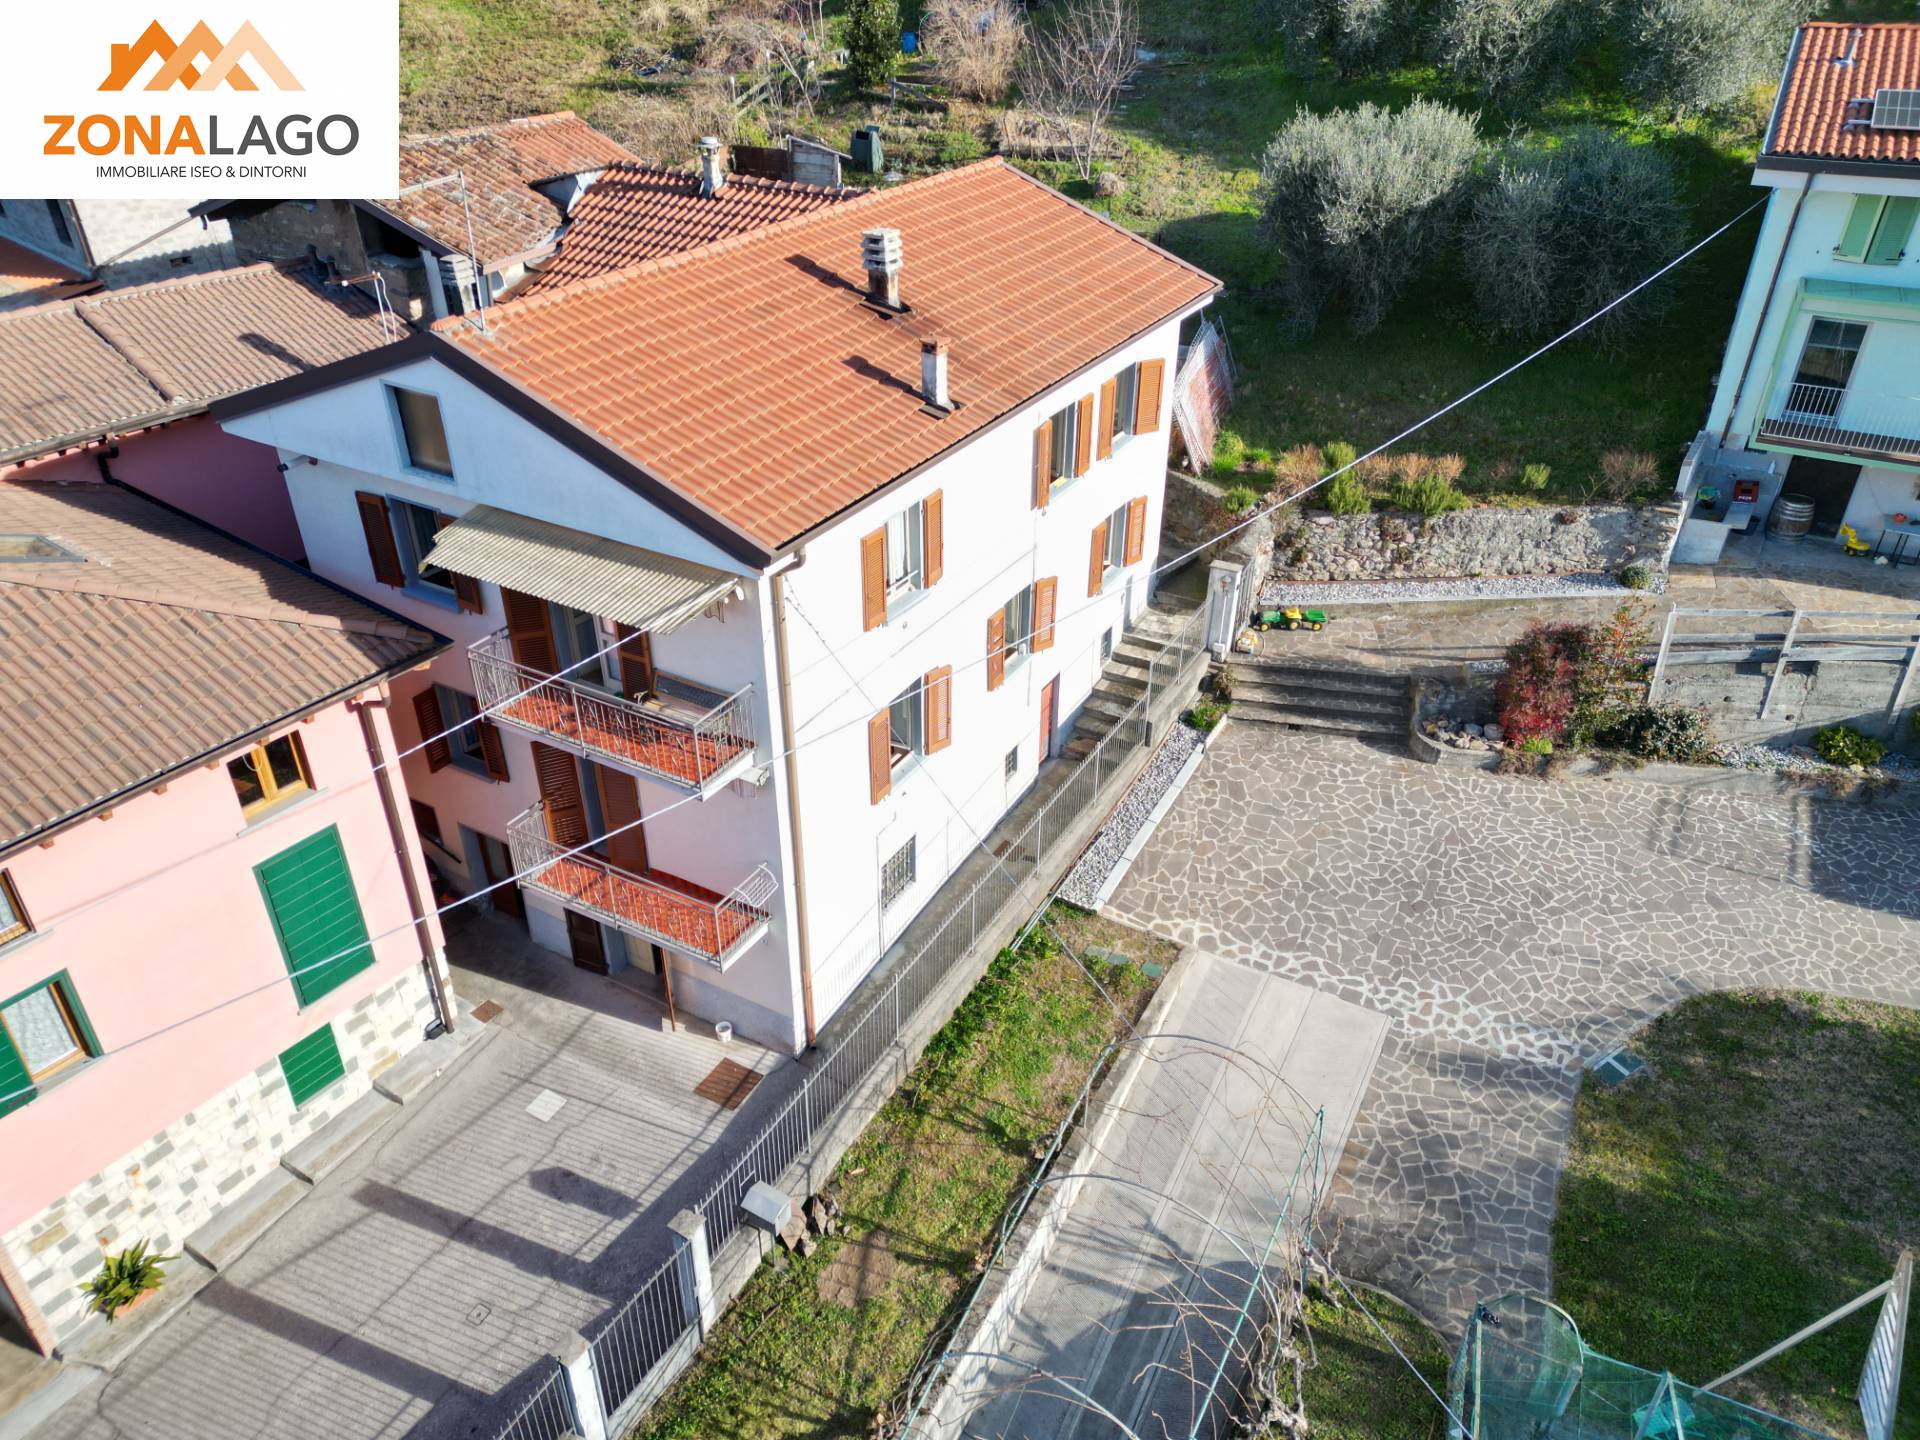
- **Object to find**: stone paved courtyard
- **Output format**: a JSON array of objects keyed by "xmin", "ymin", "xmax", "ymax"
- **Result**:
[{"xmin": 1105, "ymin": 724, "xmax": 1920, "ymax": 1338}]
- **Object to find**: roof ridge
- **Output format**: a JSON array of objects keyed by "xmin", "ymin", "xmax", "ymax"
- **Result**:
[
  {"xmin": 994, "ymin": 162, "xmax": 1221, "ymax": 287},
  {"xmin": 594, "ymin": 158, "xmax": 850, "ymax": 197},
  {"xmin": 0, "ymin": 569, "xmax": 432, "ymax": 640},
  {"xmin": 402, "ymin": 110, "xmax": 584, "ymax": 144},
  {"xmin": 0, "ymin": 259, "xmax": 297, "ymax": 326},
  {"xmin": 444, "ymin": 158, "xmax": 1011, "ymax": 332}
]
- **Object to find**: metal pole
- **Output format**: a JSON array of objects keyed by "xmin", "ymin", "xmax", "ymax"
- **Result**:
[
  {"xmin": 1702, "ymin": 1276, "xmax": 1894, "ymax": 1392},
  {"xmin": 1651, "ymin": 607, "xmax": 1679, "ymax": 691},
  {"xmin": 1760, "ymin": 609, "xmax": 1803, "ymax": 720}
]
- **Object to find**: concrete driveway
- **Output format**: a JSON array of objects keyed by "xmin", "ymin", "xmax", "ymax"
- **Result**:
[
  {"xmin": 1105, "ymin": 725, "xmax": 1920, "ymax": 1338},
  {"xmin": 29, "ymin": 912, "xmax": 787, "ymax": 1440}
]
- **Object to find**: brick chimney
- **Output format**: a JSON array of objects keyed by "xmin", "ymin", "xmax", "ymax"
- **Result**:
[
  {"xmin": 921, "ymin": 338, "xmax": 950, "ymax": 410},
  {"xmin": 698, "ymin": 136, "xmax": 725, "ymax": 197},
  {"xmin": 861, "ymin": 227, "xmax": 903, "ymax": 309}
]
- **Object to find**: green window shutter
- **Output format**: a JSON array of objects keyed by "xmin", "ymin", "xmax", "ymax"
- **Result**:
[
  {"xmin": 256, "ymin": 826, "xmax": 374, "ymax": 1006},
  {"xmin": 1867, "ymin": 196, "xmax": 1919, "ymax": 266},
  {"xmin": 0, "ymin": 1027, "xmax": 34, "ymax": 1118},
  {"xmin": 1837, "ymin": 196, "xmax": 1886, "ymax": 262},
  {"xmin": 278, "ymin": 1025, "xmax": 345, "ymax": 1107}
]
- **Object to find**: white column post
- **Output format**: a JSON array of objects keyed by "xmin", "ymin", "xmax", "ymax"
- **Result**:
[
  {"xmin": 669, "ymin": 1208, "xmax": 716, "ymax": 1337},
  {"xmin": 559, "ymin": 1334, "xmax": 609, "ymax": 1440}
]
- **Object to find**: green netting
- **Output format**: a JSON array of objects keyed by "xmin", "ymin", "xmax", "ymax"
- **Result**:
[{"xmin": 1447, "ymin": 1295, "xmax": 1842, "ymax": 1440}]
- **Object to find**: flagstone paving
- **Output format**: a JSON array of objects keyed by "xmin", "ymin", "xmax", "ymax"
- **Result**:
[{"xmin": 1105, "ymin": 724, "xmax": 1920, "ymax": 1339}]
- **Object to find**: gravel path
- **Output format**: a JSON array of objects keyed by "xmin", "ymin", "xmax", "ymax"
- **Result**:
[
  {"xmin": 1058, "ymin": 720, "xmax": 1203, "ymax": 909},
  {"xmin": 1713, "ymin": 740, "xmax": 1920, "ymax": 781},
  {"xmin": 1260, "ymin": 571, "xmax": 1656, "ymax": 607}
]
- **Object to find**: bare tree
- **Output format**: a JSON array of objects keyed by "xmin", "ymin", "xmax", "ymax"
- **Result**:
[
  {"xmin": 1016, "ymin": 0, "xmax": 1139, "ymax": 182},
  {"xmin": 924, "ymin": 0, "xmax": 1028, "ymax": 101}
]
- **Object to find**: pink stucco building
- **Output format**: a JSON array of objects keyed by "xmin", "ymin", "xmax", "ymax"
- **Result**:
[{"xmin": 0, "ymin": 478, "xmax": 451, "ymax": 1355}]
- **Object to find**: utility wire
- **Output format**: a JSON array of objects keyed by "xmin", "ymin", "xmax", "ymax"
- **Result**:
[{"xmin": 0, "ymin": 197, "xmax": 1762, "ymax": 1113}]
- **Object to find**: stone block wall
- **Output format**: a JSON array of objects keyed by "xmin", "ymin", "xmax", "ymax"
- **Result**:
[
  {"xmin": 1272, "ymin": 503, "xmax": 1683, "ymax": 582},
  {"xmin": 1158, "ymin": 469, "xmax": 1274, "ymax": 575},
  {"xmin": 3, "ymin": 968, "xmax": 436, "ymax": 1344}
]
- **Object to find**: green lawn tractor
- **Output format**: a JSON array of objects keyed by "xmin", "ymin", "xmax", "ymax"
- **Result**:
[{"xmin": 1255, "ymin": 606, "xmax": 1329, "ymax": 632}]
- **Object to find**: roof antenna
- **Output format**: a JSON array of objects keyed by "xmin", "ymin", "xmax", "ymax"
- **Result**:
[{"xmin": 398, "ymin": 168, "xmax": 488, "ymax": 334}]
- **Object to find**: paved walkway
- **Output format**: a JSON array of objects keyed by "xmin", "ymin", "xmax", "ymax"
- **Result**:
[
  {"xmin": 961, "ymin": 954, "xmax": 1386, "ymax": 1440},
  {"xmin": 1105, "ymin": 725, "xmax": 1920, "ymax": 1338}
]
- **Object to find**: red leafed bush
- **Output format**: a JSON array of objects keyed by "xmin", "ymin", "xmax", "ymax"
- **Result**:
[{"xmin": 1495, "ymin": 623, "xmax": 1584, "ymax": 743}]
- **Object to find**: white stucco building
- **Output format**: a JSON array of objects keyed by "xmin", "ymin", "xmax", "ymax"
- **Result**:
[
  {"xmin": 1678, "ymin": 21, "xmax": 1920, "ymax": 564},
  {"xmin": 216, "ymin": 158, "xmax": 1218, "ymax": 1053}
]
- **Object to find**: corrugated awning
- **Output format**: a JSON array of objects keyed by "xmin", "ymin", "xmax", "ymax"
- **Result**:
[{"xmin": 423, "ymin": 505, "xmax": 742, "ymax": 632}]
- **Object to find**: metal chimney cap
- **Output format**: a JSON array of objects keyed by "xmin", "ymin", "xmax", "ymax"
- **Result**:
[
  {"xmin": 860, "ymin": 227, "xmax": 903, "ymax": 271},
  {"xmin": 698, "ymin": 135, "xmax": 722, "ymax": 152}
]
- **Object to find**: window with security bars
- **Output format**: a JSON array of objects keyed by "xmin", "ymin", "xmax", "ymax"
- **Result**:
[{"xmin": 880, "ymin": 837, "xmax": 917, "ymax": 912}]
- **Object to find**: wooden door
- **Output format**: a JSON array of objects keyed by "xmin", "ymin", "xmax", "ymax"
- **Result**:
[
  {"xmin": 1039, "ymin": 678, "xmax": 1058, "ymax": 763},
  {"xmin": 479, "ymin": 835, "xmax": 524, "ymax": 924},
  {"xmin": 565, "ymin": 909, "xmax": 608, "ymax": 974}
]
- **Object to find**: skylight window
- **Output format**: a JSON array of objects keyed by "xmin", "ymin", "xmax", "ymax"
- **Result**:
[{"xmin": 0, "ymin": 535, "xmax": 83, "ymax": 563}]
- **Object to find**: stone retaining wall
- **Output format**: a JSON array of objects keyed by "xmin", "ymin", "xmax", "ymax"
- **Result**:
[
  {"xmin": 1273, "ymin": 503, "xmax": 1682, "ymax": 582},
  {"xmin": 1160, "ymin": 470, "xmax": 1274, "ymax": 574}
]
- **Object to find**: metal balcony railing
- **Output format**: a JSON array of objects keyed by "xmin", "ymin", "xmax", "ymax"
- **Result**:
[
  {"xmin": 1757, "ymin": 383, "xmax": 1920, "ymax": 465},
  {"xmin": 506, "ymin": 803, "xmax": 776, "ymax": 969},
  {"xmin": 469, "ymin": 631, "xmax": 755, "ymax": 794}
]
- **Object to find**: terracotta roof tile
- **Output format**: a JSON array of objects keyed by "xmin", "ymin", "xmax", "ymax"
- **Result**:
[
  {"xmin": 443, "ymin": 160, "xmax": 1218, "ymax": 551},
  {"xmin": 0, "ymin": 481, "xmax": 441, "ymax": 846},
  {"xmin": 0, "ymin": 262, "xmax": 394, "ymax": 464},
  {"xmin": 527, "ymin": 162, "xmax": 855, "ymax": 292},
  {"xmin": 1767, "ymin": 23, "xmax": 1920, "ymax": 165},
  {"xmin": 384, "ymin": 111, "xmax": 638, "ymax": 265}
]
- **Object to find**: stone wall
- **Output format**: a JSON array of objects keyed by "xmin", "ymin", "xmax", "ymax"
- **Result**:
[
  {"xmin": 3, "ymin": 968, "xmax": 436, "ymax": 1344},
  {"xmin": 1272, "ymin": 502, "xmax": 1682, "ymax": 582},
  {"xmin": 1655, "ymin": 661, "xmax": 1919, "ymax": 754},
  {"xmin": 1159, "ymin": 469, "xmax": 1273, "ymax": 575}
]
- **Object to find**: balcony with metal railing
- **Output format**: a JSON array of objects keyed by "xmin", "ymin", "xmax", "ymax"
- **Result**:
[
  {"xmin": 506, "ymin": 803, "xmax": 777, "ymax": 969},
  {"xmin": 1756, "ymin": 383, "xmax": 1920, "ymax": 466},
  {"xmin": 469, "ymin": 630, "xmax": 757, "ymax": 795}
]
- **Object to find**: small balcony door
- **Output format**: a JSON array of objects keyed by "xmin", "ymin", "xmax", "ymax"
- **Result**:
[{"xmin": 1786, "ymin": 319, "xmax": 1867, "ymax": 421}]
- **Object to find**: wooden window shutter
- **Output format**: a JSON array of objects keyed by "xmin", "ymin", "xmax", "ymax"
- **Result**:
[
  {"xmin": 1837, "ymin": 195, "xmax": 1884, "ymax": 261},
  {"xmin": 1097, "ymin": 378, "xmax": 1118, "ymax": 461},
  {"xmin": 1073, "ymin": 394, "xmax": 1094, "ymax": 476},
  {"xmin": 922, "ymin": 491, "xmax": 944, "ymax": 587},
  {"xmin": 411, "ymin": 686, "xmax": 452, "ymax": 772},
  {"xmin": 925, "ymin": 666, "xmax": 953, "ymax": 753},
  {"xmin": 434, "ymin": 513, "xmax": 483, "ymax": 613},
  {"xmin": 1134, "ymin": 359, "xmax": 1165, "ymax": 435},
  {"xmin": 595, "ymin": 765, "xmax": 648, "ymax": 874},
  {"xmin": 0, "ymin": 1023, "xmax": 35, "ymax": 1117},
  {"xmin": 355, "ymin": 492, "xmax": 404, "ymax": 588},
  {"xmin": 1033, "ymin": 577, "xmax": 1057, "ymax": 652},
  {"xmin": 1088, "ymin": 521, "xmax": 1108, "ymax": 598},
  {"xmin": 1031, "ymin": 419, "xmax": 1052, "ymax": 508},
  {"xmin": 868, "ymin": 709, "xmax": 892, "ymax": 804},
  {"xmin": 502, "ymin": 588, "xmax": 559, "ymax": 674},
  {"xmin": 256, "ymin": 827, "xmax": 373, "ymax": 1006},
  {"xmin": 532, "ymin": 742, "xmax": 589, "ymax": 847},
  {"xmin": 477, "ymin": 719, "xmax": 509, "ymax": 781},
  {"xmin": 1868, "ymin": 196, "xmax": 1919, "ymax": 265},
  {"xmin": 615, "ymin": 624, "xmax": 655, "ymax": 699},
  {"xmin": 987, "ymin": 610, "xmax": 1007, "ymax": 692},
  {"xmin": 860, "ymin": 527, "xmax": 888, "ymax": 632},
  {"xmin": 1124, "ymin": 496, "xmax": 1148, "ymax": 565}
]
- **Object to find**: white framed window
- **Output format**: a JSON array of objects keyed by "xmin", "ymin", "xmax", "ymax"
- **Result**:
[
  {"xmin": 392, "ymin": 498, "xmax": 457, "ymax": 598},
  {"xmin": 885, "ymin": 500, "xmax": 925, "ymax": 599},
  {"xmin": 1113, "ymin": 364, "xmax": 1140, "ymax": 439},
  {"xmin": 391, "ymin": 387, "xmax": 453, "ymax": 477},
  {"xmin": 1000, "ymin": 584, "xmax": 1034, "ymax": 666},
  {"xmin": 1049, "ymin": 402, "xmax": 1079, "ymax": 486},
  {"xmin": 1104, "ymin": 503, "xmax": 1128, "ymax": 578},
  {"xmin": 881, "ymin": 837, "xmax": 917, "ymax": 912},
  {"xmin": 888, "ymin": 680, "xmax": 924, "ymax": 770},
  {"xmin": 1, "ymin": 975, "xmax": 94, "ymax": 1084}
]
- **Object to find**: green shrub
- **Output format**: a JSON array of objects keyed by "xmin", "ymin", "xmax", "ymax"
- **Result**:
[
  {"xmin": 1813, "ymin": 724, "xmax": 1887, "ymax": 768},
  {"xmin": 1497, "ymin": 602, "xmax": 1652, "ymax": 746},
  {"xmin": 934, "ymin": 128, "xmax": 985, "ymax": 165},
  {"xmin": 1520, "ymin": 735, "xmax": 1554, "ymax": 755},
  {"xmin": 1596, "ymin": 702, "xmax": 1710, "ymax": 762},
  {"xmin": 1323, "ymin": 440, "xmax": 1359, "ymax": 473},
  {"xmin": 1268, "ymin": 0, "xmax": 1421, "ymax": 73},
  {"xmin": 1221, "ymin": 485, "xmax": 1258, "ymax": 515},
  {"xmin": 1323, "ymin": 470, "xmax": 1372, "ymax": 515},
  {"xmin": 1615, "ymin": 0, "xmax": 1812, "ymax": 118},
  {"xmin": 1188, "ymin": 699, "xmax": 1227, "ymax": 732},
  {"xmin": 845, "ymin": 0, "xmax": 902, "ymax": 87},
  {"xmin": 1433, "ymin": 0, "xmax": 1599, "ymax": 105},
  {"xmin": 1519, "ymin": 463, "xmax": 1552, "ymax": 493},
  {"xmin": 1389, "ymin": 471, "xmax": 1470, "ymax": 517},
  {"xmin": 1208, "ymin": 666, "xmax": 1235, "ymax": 701},
  {"xmin": 82, "ymin": 1242, "xmax": 172, "ymax": 1321},
  {"xmin": 1617, "ymin": 561, "xmax": 1654, "ymax": 590},
  {"xmin": 1212, "ymin": 430, "xmax": 1248, "ymax": 477}
]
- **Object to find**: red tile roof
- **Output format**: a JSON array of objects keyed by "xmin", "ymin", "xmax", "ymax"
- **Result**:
[
  {"xmin": 0, "ymin": 262, "xmax": 395, "ymax": 464},
  {"xmin": 1767, "ymin": 23, "xmax": 1920, "ymax": 165},
  {"xmin": 526, "ymin": 163, "xmax": 856, "ymax": 292},
  {"xmin": 0, "ymin": 481, "xmax": 441, "ymax": 847},
  {"xmin": 384, "ymin": 112, "xmax": 638, "ymax": 265},
  {"xmin": 441, "ymin": 160, "xmax": 1218, "ymax": 551}
]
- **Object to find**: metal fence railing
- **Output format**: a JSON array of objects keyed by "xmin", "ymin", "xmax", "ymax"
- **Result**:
[
  {"xmin": 495, "ymin": 1360, "xmax": 578, "ymax": 1440},
  {"xmin": 591, "ymin": 1248, "xmax": 696, "ymax": 1421}
]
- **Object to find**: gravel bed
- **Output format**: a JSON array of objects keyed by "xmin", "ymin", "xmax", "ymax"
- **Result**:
[
  {"xmin": 1711, "ymin": 741, "xmax": 1920, "ymax": 782},
  {"xmin": 1259, "ymin": 571, "xmax": 1658, "ymax": 608},
  {"xmin": 1058, "ymin": 720, "xmax": 1204, "ymax": 909}
]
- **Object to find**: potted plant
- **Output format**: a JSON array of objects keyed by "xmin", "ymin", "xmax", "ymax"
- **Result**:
[{"xmin": 80, "ymin": 1241, "xmax": 173, "ymax": 1322}]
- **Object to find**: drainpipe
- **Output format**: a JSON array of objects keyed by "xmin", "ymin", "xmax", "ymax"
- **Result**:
[
  {"xmin": 769, "ymin": 553, "xmax": 818, "ymax": 1050},
  {"xmin": 1719, "ymin": 173, "xmax": 1813, "ymax": 448},
  {"xmin": 351, "ymin": 687, "xmax": 456, "ymax": 1035}
]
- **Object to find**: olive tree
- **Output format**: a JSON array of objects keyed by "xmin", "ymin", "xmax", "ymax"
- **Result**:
[
  {"xmin": 1257, "ymin": 98, "xmax": 1480, "ymax": 336},
  {"xmin": 1431, "ymin": 0, "xmax": 1596, "ymax": 105},
  {"xmin": 1615, "ymin": 0, "xmax": 1813, "ymax": 117},
  {"xmin": 1268, "ymin": 0, "xmax": 1418, "ymax": 75}
]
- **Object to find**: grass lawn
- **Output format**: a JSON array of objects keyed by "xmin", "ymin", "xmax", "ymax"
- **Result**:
[
  {"xmin": 1553, "ymin": 991, "xmax": 1920, "ymax": 1438},
  {"xmin": 630, "ymin": 907, "xmax": 1175, "ymax": 1439},
  {"xmin": 1272, "ymin": 1282, "xmax": 1449, "ymax": 1440}
]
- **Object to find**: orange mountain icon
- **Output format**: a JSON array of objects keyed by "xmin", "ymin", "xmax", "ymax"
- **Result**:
[{"xmin": 100, "ymin": 20, "xmax": 302, "ymax": 92}]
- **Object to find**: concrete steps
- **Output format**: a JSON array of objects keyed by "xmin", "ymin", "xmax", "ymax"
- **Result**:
[
  {"xmin": 1226, "ymin": 659, "xmax": 1411, "ymax": 741},
  {"xmin": 1062, "ymin": 601, "xmax": 1201, "ymax": 755}
]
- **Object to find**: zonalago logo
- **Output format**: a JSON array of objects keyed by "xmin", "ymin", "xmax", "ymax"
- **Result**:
[
  {"xmin": 2, "ymin": 2, "xmax": 396, "ymax": 199},
  {"xmin": 99, "ymin": 21, "xmax": 303, "ymax": 93}
]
